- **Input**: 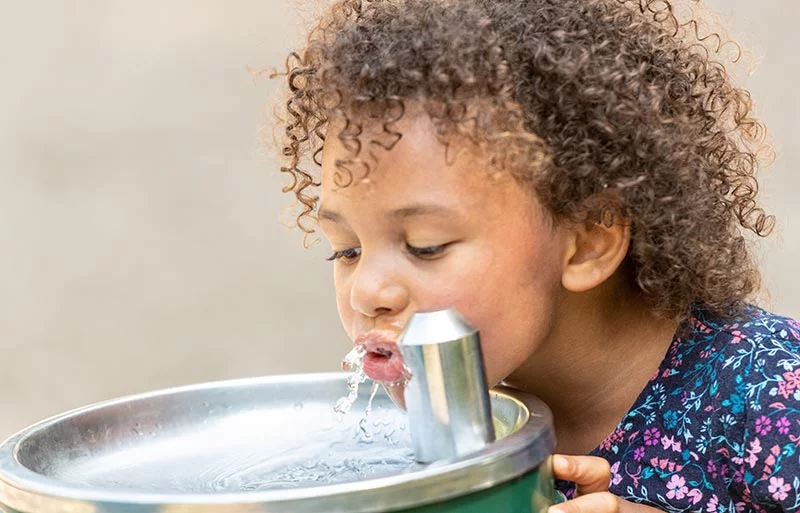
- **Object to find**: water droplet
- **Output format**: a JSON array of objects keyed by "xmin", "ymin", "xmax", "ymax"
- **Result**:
[
  {"xmin": 359, "ymin": 417, "xmax": 371, "ymax": 439},
  {"xmin": 365, "ymin": 382, "xmax": 380, "ymax": 416},
  {"xmin": 334, "ymin": 345, "xmax": 367, "ymax": 415}
]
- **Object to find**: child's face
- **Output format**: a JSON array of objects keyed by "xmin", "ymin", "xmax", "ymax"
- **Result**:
[{"xmin": 318, "ymin": 114, "xmax": 570, "ymax": 387}]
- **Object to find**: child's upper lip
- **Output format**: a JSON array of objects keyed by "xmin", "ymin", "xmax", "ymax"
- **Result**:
[{"xmin": 354, "ymin": 329, "xmax": 400, "ymax": 354}]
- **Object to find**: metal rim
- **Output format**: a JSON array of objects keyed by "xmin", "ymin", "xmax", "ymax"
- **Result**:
[{"xmin": 0, "ymin": 373, "xmax": 554, "ymax": 513}]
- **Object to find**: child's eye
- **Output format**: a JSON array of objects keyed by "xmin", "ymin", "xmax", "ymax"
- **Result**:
[
  {"xmin": 326, "ymin": 247, "xmax": 362, "ymax": 263},
  {"xmin": 407, "ymin": 243, "xmax": 450, "ymax": 260}
]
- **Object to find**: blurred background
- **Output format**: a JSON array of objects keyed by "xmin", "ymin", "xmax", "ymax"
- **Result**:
[{"xmin": 1, "ymin": 1, "xmax": 797, "ymax": 439}]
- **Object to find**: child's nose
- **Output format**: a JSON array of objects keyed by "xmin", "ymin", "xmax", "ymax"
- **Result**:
[{"xmin": 349, "ymin": 258, "xmax": 409, "ymax": 319}]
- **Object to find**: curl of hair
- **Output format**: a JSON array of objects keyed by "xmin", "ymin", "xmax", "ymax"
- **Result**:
[{"xmin": 272, "ymin": 0, "xmax": 774, "ymax": 320}]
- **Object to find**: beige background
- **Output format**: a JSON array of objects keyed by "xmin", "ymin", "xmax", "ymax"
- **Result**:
[{"xmin": 1, "ymin": 1, "xmax": 797, "ymax": 439}]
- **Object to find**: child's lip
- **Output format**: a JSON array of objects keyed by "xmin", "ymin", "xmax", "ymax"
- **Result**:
[
  {"xmin": 353, "ymin": 330, "xmax": 409, "ymax": 383},
  {"xmin": 354, "ymin": 330, "xmax": 399, "ymax": 353}
]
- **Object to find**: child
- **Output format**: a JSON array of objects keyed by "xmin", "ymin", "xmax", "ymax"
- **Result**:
[{"xmin": 273, "ymin": 0, "xmax": 800, "ymax": 511}]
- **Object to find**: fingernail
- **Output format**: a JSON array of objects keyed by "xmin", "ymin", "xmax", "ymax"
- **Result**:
[
  {"xmin": 548, "ymin": 506, "xmax": 565, "ymax": 513},
  {"xmin": 552, "ymin": 454, "xmax": 568, "ymax": 473}
]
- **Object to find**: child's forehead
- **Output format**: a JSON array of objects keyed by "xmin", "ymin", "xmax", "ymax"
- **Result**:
[
  {"xmin": 323, "ymin": 109, "xmax": 485, "ymax": 166},
  {"xmin": 320, "ymin": 117, "xmax": 488, "ymax": 188},
  {"xmin": 318, "ymin": 150, "xmax": 524, "ymax": 231},
  {"xmin": 326, "ymin": 105, "xmax": 431, "ymax": 140}
]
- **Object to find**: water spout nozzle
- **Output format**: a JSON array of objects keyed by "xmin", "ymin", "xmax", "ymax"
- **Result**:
[{"xmin": 398, "ymin": 308, "xmax": 495, "ymax": 464}]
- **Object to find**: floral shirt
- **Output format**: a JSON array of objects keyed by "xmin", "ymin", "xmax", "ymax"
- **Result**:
[{"xmin": 556, "ymin": 306, "xmax": 800, "ymax": 512}]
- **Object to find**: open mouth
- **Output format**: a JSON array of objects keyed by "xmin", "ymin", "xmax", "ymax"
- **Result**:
[{"xmin": 354, "ymin": 331, "xmax": 409, "ymax": 384}]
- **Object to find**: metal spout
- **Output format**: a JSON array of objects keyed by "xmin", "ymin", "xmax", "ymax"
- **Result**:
[{"xmin": 398, "ymin": 308, "xmax": 495, "ymax": 463}]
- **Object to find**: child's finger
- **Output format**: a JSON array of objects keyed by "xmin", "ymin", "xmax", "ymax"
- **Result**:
[
  {"xmin": 548, "ymin": 491, "xmax": 620, "ymax": 513},
  {"xmin": 551, "ymin": 454, "xmax": 611, "ymax": 496},
  {"xmin": 548, "ymin": 494, "xmax": 665, "ymax": 513}
]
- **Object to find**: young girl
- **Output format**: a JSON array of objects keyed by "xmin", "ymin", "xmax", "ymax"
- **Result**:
[{"xmin": 273, "ymin": 0, "xmax": 800, "ymax": 511}]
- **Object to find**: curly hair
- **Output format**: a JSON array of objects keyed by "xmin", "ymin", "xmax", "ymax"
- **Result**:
[{"xmin": 272, "ymin": 0, "xmax": 774, "ymax": 320}]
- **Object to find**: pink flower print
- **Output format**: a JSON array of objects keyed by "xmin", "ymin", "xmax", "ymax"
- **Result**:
[
  {"xmin": 643, "ymin": 428, "xmax": 661, "ymax": 446},
  {"xmin": 782, "ymin": 369, "xmax": 800, "ymax": 393},
  {"xmin": 687, "ymin": 488, "xmax": 703, "ymax": 505},
  {"xmin": 731, "ymin": 465, "xmax": 745, "ymax": 484},
  {"xmin": 729, "ymin": 329, "xmax": 743, "ymax": 344},
  {"xmin": 599, "ymin": 429, "xmax": 624, "ymax": 451},
  {"xmin": 707, "ymin": 460, "xmax": 718, "ymax": 478},
  {"xmin": 755, "ymin": 415, "xmax": 772, "ymax": 435},
  {"xmin": 633, "ymin": 446, "xmax": 645, "ymax": 461},
  {"xmin": 610, "ymin": 461, "xmax": 622, "ymax": 486},
  {"xmin": 787, "ymin": 321, "xmax": 800, "ymax": 340},
  {"xmin": 707, "ymin": 494, "xmax": 719, "ymax": 512},
  {"xmin": 777, "ymin": 416, "xmax": 791, "ymax": 435},
  {"xmin": 765, "ymin": 444, "xmax": 781, "ymax": 469},
  {"xmin": 693, "ymin": 319, "xmax": 713, "ymax": 333},
  {"xmin": 768, "ymin": 476, "xmax": 791, "ymax": 501},
  {"xmin": 666, "ymin": 474, "xmax": 688, "ymax": 500},
  {"xmin": 661, "ymin": 435, "xmax": 681, "ymax": 452},
  {"xmin": 744, "ymin": 437, "xmax": 762, "ymax": 468},
  {"xmin": 778, "ymin": 380, "xmax": 792, "ymax": 399}
]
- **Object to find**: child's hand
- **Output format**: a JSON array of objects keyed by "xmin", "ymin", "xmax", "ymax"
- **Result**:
[{"xmin": 548, "ymin": 454, "xmax": 662, "ymax": 513}]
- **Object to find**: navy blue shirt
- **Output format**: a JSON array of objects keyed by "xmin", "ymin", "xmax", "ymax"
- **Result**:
[{"xmin": 556, "ymin": 306, "xmax": 800, "ymax": 512}]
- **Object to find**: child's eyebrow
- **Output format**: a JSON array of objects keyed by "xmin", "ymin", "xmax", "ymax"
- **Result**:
[
  {"xmin": 389, "ymin": 204, "xmax": 458, "ymax": 220},
  {"xmin": 318, "ymin": 207, "xmax": 343, "ymax": 224},
  {"xmin": 317, "ymin": 203, "xmax": 457, "ymax": 224}
]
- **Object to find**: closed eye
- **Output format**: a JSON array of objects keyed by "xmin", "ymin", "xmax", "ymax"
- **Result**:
[
  {"xmin": 326, "ymin": 247, "xmax": 361, "ymax": 263},
  {"xmin": 407, "ymin": 243, "xmax": 450, "ymax": 260}
]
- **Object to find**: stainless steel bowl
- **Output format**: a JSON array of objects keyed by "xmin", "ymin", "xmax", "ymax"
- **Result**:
[{"xmin": 0, "ymin": 373, "xmax": 554, "ymax": 513}]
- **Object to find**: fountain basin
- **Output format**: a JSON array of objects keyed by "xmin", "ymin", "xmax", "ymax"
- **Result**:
[{"xmin": 0, "ymin": 373, "xmax": 556, "ymax": 513}]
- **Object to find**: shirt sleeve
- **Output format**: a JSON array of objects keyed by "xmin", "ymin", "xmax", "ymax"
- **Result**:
[{"xmin": 734, "ymin": 318, "xmax": 800, "ymax": 512}]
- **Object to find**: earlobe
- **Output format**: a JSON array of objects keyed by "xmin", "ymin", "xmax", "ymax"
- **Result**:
[{"xmin": 561, "ymin": 221, "xmax": 630, "ymax": 293}]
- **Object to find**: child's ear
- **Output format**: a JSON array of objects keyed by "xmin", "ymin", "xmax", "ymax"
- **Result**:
[{"xmin": 561, "ymin": 218, "xmax": 630, "ymax": 293}]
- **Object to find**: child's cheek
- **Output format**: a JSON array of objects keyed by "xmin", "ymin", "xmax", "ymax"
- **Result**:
[
  {"xmin": 401, "ymin": 244, "xmax": 493, "ymax": 318},
  {"xmin": 333, "ymin": 272, "xmax": 356, "ymax": 338}
]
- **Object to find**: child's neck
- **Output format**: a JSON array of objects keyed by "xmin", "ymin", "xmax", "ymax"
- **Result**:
[{"xmin": 505, "ymin": 279, "xmax": 680, "ymax": 455}]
